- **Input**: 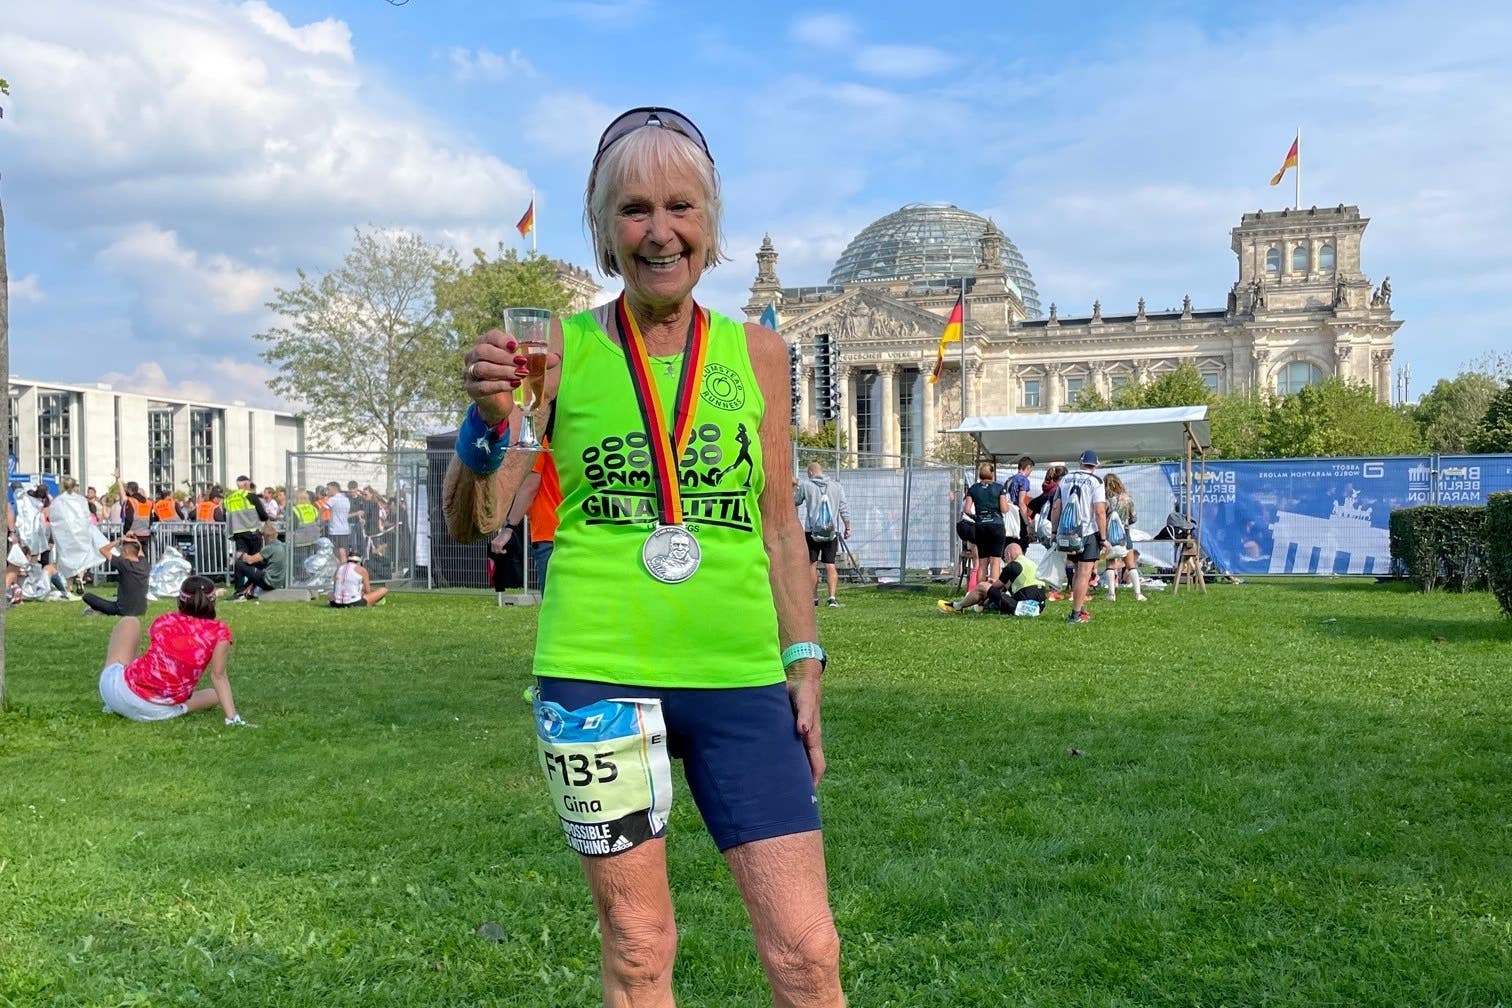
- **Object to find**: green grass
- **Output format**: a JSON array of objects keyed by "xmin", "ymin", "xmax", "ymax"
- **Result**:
[{"xmin": 2, "ymin": 581, "xmax": 1510, "ymax": 1007}]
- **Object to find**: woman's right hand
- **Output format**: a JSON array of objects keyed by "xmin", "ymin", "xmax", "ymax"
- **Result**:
[{"xmin": 461, "ymin": 330, "xmax": 529, "ymax": 425}]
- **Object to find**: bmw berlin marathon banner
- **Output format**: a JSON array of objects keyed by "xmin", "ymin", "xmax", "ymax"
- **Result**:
[{"xmin": 1157, "ymin": 455, "xmax": 1512, "ymax": 577}]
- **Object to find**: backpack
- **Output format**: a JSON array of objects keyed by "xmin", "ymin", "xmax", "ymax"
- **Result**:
[
  {"xmin": 1055, "ymin": 477, "xmax": 1090, "ymax": 552},
  {"xmin": 1107, "ymin": 508, "xmax": 1126, "ymax": 548},
  {"xmin": 809, "ymin": 489, "xmax": 837, "ymax": 543}
]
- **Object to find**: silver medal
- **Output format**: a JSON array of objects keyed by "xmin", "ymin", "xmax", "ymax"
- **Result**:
[{"xmin": 642, "ymin": 524, "xmax": 701, "ymax": 584}]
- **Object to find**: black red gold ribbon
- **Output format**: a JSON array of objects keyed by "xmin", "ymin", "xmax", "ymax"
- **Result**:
[{"xmin": 615, "ymin": 294, "xmax": 708, "ymax": 525}]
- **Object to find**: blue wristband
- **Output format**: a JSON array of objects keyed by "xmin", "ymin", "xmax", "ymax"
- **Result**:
[{"xmin": 455, "ymin": 403, "xmax": 512, "ymax": 475}]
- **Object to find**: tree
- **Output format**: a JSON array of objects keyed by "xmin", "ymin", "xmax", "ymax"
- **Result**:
[
  {"xmin": 1412, "ymin": 372, "xmax": 1502, "ymax": 453},
  {"xmin": 1136, "ymin": 362, "xmax": 1216, "ymax": 409},
  {"xmin": 1470, "ymin": 381, "xmax": 1512, "ymax": 454},
  {"xmin": 256, "ymin": 228, "xmax": 459, "ymax": 458},
  {"xmin": 1208, "ymin": 391, "xmax": 1268, "ymax": 459},
  {"xmin": 433, "ymin": 245, "xmax": 575, "ymax": 384},
  {"xmin": 1261, "ymin": 378, "xmax": 1424, "ymax": 458}
]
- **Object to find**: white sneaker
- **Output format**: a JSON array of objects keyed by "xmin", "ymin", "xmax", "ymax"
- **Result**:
[
  {"xmin": 146, "ymin": 592, "xmax": 159, "ymax": 602},
  {"xmin": 1135, "ymin": 593, "xmax": 1148, "ymax": 602},
  {"xmin": 1105, "ymin": 592, "xmax": 1116, "ymax": 602}
]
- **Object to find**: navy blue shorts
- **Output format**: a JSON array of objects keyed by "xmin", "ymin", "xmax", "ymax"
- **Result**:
[{"xmin": 536, "ymin": 677, "xmax": 821, "ymax": 851}]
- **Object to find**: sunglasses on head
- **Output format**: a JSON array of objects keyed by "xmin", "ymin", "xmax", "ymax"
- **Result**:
[{"xmin": 591, "ymin": 107, "xmax": 712, "ymax": 177}]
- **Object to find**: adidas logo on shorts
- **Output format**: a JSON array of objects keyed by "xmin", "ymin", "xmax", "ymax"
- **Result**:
[{"xmin": 610, "ymin": 835, "xmax": 633, "ymax": 853}]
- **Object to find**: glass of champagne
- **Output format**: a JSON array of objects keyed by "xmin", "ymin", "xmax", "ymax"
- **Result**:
[{"xmin": 504, "ymin": 307, "xmax": 552, "ymax": 451}]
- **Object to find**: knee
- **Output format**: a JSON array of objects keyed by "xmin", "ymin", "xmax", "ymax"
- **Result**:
[
  {"xmin": 762, "ymin": 911, "xmax": 841, "ymax": 998},
  {"xmin": 601, "ymin": 911, "xmax": 677, "ymax": 992}
]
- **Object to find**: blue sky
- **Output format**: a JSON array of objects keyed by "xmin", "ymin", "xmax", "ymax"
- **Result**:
[{"xmin": 4, "ymin": 0, "xmax": 1510, "ymax": 407}]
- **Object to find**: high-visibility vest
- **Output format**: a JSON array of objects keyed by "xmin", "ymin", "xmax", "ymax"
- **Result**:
[
  {"xmin": 130, "ymin": 498, "xmax": 152, "ymax": 530},
  {"xmin": 317, "ymin": 497, "xmax": 331, "ymax": 522},
  {"xmin": 291, "ymin": 502, "xmax": 321, "ymax": 545},
  {"xmin": 153, "ymin": 498, "xmax": 178, "ymax": 521},
  {"xmin": 224, "ymin": 489, "xmax": 260, "ymax": 535},
  {"xmin": 197, "ymin": 500, "xmax": 220, "ymax": 522}
]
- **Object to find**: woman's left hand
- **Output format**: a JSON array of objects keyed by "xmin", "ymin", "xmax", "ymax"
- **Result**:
[{"xmin": 788, "ymin": 664, "xmax": 826, "ymax": 786}]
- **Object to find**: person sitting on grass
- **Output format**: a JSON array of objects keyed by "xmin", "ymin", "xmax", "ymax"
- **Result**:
[
  {"xmin": 81, "ymin": 532, "xmax": 151, "ymax": 617},
  {"xmin": 329, "ymin": 552, "xmax": 387, "ymax": 608},
  {"xmin": 98, "ymin": 575, "xmax": 250, "ymax": 725},
  {"xmin": 936, "ymin": 542, "xmax": 1048, "ymax": 615},
  {"xmin": 228, "ymin": 523, "xmax": 288, "ymax": 602}
]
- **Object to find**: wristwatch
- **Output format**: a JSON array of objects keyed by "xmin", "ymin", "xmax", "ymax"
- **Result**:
[{"xmin": 780, "ymin": 641, "xmax": 827, "ymax": 670}]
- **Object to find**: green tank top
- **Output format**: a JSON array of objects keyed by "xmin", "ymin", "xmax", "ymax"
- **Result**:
[{"xmin": 533, "ymin": 306, "xmax": 783, "ymax": 689}]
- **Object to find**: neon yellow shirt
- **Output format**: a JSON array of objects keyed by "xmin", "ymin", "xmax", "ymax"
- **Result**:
[{"xmin": 533, "ymin": 307, "xmax": 782, "ymax": 689}]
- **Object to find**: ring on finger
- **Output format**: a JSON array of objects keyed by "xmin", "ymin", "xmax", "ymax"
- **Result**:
[{"xmin": 466, "ymin": 361, "xmax": 478, "ymax": 381}]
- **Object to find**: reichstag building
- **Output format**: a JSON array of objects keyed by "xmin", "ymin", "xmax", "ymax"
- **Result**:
[{"xmin": 744, "ymin": 202, "xmax": 1402, "ymax": 464}]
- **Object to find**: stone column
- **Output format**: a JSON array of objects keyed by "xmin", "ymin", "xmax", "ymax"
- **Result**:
[
  {"xmin": 839, "ymin": 366, "xmax": 857, "ymax": 466},
  {"xmin": 799, "ymin": 362, "xmax": 814, "ymax": 430},
  {"xmin": 1044, "ymin": 365, "xmax": 1062, "ymax": 413},
  {"xmin": 921, "ymin": 368, "xmax": 936, "ymax": 459},
  {"xmin": 1252, "ymin": 347, "xmax": 1271, "ymax": 392},
  {"xmin": 878, "ymin": 364, "xmax": 898, "ymax": 463},
  {"xmin": 1373, "ymin": 349, "xmax": 1393, "ymax": 403}
]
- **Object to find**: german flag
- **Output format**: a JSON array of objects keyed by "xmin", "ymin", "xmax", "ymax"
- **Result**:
[
  {"xmin": 515, "ymin": 199, "xmax": 535, "ymax": 238},
  {"xmin": 929, "ymin": 291, "xmax": 964, "ymax": 384},
  {"xmin": 1269, "ymin": 135, "xmax": 1299, "ymax": 186}
]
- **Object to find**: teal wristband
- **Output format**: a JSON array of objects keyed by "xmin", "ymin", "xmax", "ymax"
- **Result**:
[{"xmin": 781, "ymin": 641, "xmax": 827, "ymax": 670}]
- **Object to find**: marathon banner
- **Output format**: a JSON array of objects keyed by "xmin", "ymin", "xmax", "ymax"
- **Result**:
[{"xmin": 1154, "ymin": 454, "xmax": 1512, "ymax": 576}]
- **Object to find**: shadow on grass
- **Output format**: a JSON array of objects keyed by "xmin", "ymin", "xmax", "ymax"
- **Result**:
[
  {"xmin": 1264, "ymin": 577, "xmax": 1413, "ymax": 595},
  {"xmin": 1320, "ymin": 614, "xmax": 1512, "ymax": 643}
]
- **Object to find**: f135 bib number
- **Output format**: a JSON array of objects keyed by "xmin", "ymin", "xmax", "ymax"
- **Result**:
[{"xmin": 530, "ymin": 692, "xmax": 673, "ymax": 856}]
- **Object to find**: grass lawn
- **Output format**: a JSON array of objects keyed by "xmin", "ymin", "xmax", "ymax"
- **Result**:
[{"xmin": 2, "ymin": 580, "xmax": 1510, "ymax": 1007}]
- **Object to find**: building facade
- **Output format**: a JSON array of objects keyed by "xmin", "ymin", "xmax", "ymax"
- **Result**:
[
  {"xmin": 746, "ymin": 203, "xmax": 1401, "ymax": 464},
  {"xmin": 6, "ymin": 379, "xmax": 305, "ymax": 493}
]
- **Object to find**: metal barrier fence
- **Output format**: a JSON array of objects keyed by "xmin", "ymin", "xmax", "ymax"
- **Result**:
[
  {"xmin": 282, "ymin": 445, "xmax": 964, "ymax": 592},
  {"xmin": 95, "ymin": 520, "xmax": 235, "ymax": 580},
  {"xmin": 283, "ymin": 450, "xmax": 425, "ymax": 588}
]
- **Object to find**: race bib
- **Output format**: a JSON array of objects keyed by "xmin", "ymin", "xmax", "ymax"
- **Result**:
[{"xmin": 530, "ymin": 692, "xmax": 673, "ymax": 857}]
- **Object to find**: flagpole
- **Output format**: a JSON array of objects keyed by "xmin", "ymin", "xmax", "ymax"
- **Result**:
[
  {"xmin": 532, "ymin": 189, "xmax": 537, "ymax": 254},
  {"xmin": 1294, "ymin": 128, "xmax": 1301, "ymax": 211},
  {"xmin": 959, "ymin": 276, "xmax": 967, "ymax": 423}
]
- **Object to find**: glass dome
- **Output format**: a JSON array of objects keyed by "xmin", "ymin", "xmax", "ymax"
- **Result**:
[{"xmin": 827, "ymin": 203, "xmax": 1042, "ymax": 317}]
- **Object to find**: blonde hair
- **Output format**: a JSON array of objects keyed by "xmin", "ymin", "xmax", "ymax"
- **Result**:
[
  {"xmin": 976, "ymin": 461, "xmax": 996, "ymax": 481},
  {"xmin": 1104, "ymin": 473, "xmax": 1126, "ymax": 496},
  {"xmin": 585, "ymin": 125, "xmax": 726, "ymax": 278}
]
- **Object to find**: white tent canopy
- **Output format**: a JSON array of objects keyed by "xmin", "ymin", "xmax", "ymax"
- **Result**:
[{"xmin": 949, "ymin": 405, "xmax": 1211, "ymax": 463}]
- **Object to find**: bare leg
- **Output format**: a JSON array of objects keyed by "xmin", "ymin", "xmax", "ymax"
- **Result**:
[
  {"xmin": 185, "ymin": 688, "xmax": 223, "ymax": 712},
  {"xmin": 364, "ymin": 586, "xmax": 388, "ymax": 606},
  {"xmin": 825, "ymin": 563, "xmax": 838, "ymax": 600},
  {"xmin": 580, "ymin": 839, "xmax": 678, "ymax": 1007},
  {"xmin": 1072, "ymin": 560, "xmax": 1094, "ymax": 614},
  {"xmin": 725, "ymin": 831, "xmax": 844, "ymax": 1008},
  {"xmin": 105, "ymin": 616, "xmax": 142, "ymax": 668}
]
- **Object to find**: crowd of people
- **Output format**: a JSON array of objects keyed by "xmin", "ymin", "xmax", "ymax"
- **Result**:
[
  {"xmin": 5, "ymin": 471, "xmax": 410, "ymax": 608},
  {"xmin": 942, "ymin": 451, "xmax": 1157, "ymax": 623}
]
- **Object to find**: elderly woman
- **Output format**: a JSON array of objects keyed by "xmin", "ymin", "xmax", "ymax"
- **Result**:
[{"xmin": 445, "ymin": 108, "xmax": 843, "ymax": 1006}]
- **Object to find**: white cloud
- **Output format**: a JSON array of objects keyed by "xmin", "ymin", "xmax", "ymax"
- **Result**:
[
  {"xmin": 9, "ymin": 273, "xmax": 45, "ymax": 303},
  {"xmin": 1, "ymin": 0, "xmax": 530, "ymax": 243},
  {"xmin": 449, "ymin": 46, "xmax": 536, "ymax": 82},
  {"xmin": 524, "ymin": 91, "xmax": 618, "ymax": 161},
  {"xmin": 790, "ymin": 13, "xmax": 858, "ymax": 49},
  {"xmin": 98, "ymin": 356, "xmax": 289, "ymax": 410},
  {"xmin": 853, "ymin": 45, "xmax": 952, "ymax": 79},
  {"xmin": 238, "ymin": 0, "xmax": 352, "ymax": 60},
  {"xmin": 99, "ymin": 224, "xmax": 278, "ymax": 315}
]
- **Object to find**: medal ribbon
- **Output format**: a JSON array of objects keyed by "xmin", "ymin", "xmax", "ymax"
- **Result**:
[{"xmin": 616, "ymin": 294, "xmax": 709, "ymax": 526}]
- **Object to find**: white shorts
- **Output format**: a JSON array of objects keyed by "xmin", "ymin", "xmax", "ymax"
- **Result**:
[{"xmin": 99, "ymin": 663, "xmax": 188, "ymax": 722}]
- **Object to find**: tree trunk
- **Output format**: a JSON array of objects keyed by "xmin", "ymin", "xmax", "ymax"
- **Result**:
[{"xmin": 1, "ymin": 185, "xmax": 10, "ymax": 709}]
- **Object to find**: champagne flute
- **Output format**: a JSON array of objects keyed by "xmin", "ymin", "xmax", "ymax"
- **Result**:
[{"xmin": 505, "ymin": 307, "xmax": 552, "ymax": 451}]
